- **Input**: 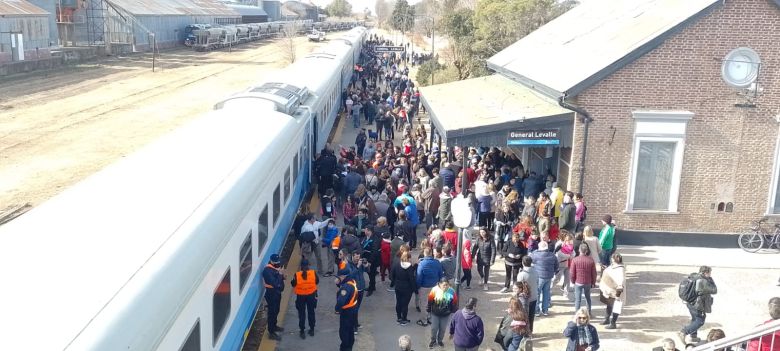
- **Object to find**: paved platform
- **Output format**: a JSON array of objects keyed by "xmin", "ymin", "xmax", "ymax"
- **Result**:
[{"xmin": 261, "ymin": 78, "xmax": 780, "ymax": 351}]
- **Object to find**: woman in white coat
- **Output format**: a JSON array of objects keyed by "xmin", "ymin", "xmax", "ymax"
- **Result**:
[
  {"xmin": 599, "ymin": 252, "xmax": 626, "ymax": 329},
  {"xmin": 582, "ymin": 226, "xmax": 601, "ymax": 268}
]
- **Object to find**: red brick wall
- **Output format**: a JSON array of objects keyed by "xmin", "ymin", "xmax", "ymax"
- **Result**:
[{"xmin": 570, "ymin": 0, "xmax": 780, "ymax": 233}]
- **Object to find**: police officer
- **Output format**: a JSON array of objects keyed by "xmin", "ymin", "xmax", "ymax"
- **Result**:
[
  {"xmin": 291, "ymin": 259, "xmax": 319, "ymax": 339},
  {"xmin": 262, "ymin": 253, "xmax": 286, "ymax": 340},
  {"xmin": 349, "ymin": 251, "xmax": 369, "ymax": 333},
  {"xmin": 335, "ymin": 267, "xmax": 359, "ymax": 351}
]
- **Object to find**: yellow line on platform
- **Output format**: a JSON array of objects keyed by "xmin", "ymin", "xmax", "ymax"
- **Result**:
[{"xmin": 258, "ymin": 113, "xmax": 345, "ymax": 351}]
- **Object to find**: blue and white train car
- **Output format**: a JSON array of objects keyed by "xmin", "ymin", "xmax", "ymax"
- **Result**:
[{"xmin": 0, "ymin": 27, "xmax": 366, "ymax": 351}]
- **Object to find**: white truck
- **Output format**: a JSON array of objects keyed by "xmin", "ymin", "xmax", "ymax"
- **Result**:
[{"xmin": 307, "ymin": 30, "xmax": 326, "ymax": 42}]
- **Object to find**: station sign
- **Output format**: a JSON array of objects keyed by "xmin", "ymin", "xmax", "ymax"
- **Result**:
[
  {"xmin": 375, "ymin": 46, "xmax": 405, "ymax": 52},
  {"xmin": 507, "ymin": 129, "xmax": 560, "ymax": 146}
]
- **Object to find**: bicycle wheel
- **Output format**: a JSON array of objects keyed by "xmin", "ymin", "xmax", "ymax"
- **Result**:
[{"xmin": 738, "ymin": 232, "xmax": 764, "ymax": 253}]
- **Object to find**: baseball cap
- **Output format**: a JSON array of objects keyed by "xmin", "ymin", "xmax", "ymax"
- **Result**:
[{"xmin": 270, "ymin": 254, "xmax": 281, "ymax": 264}]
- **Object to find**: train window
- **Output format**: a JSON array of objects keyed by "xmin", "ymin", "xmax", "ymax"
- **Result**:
[
  {"xmin": 258, "ymin": 206, "xmax": 268, "ymax": 257},
  {"xmin": 212, "ymin": 268, "xmax": 231, "ymax": 345},
  {"xmin": 284, "ymin": 168, "xmax": 291, "ymax": 202},
  {"xmin": 273, "ymin": 185, "xmax": 281, "ymax": 226},
  {"xmin": 179, "ymin": 319, "xmax": 200, "ymax": 351},
  {"xmin": 293, "ymin": 153, "xmax": 299, "ymax": 183},
  {"xmin": 238, "ymin": 231, "xmax": 252, "ymax": 293}
]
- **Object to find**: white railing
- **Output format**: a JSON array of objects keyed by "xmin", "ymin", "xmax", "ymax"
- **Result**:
[{"xmin": 692, "ymin": 319, "xmax": 780, "ymax": 351}]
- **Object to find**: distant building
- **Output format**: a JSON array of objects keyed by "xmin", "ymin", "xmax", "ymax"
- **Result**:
[
  {"xmin": 281, "ymin": 0, "xmax": 318, "ymax": 22},
  {"xmin": 262, "ymin": 0, "xmax": 282, "ymax": 21},
  {"xmin": 0, "ymin": 0, "xmax": 52, "ymax": 63},
  {"xmin": 58, "ymin": 0, "xmax": 241, "ymax": 53},
  {"xmin": 226, "ymin": 3, "xmax": 269, "ymax": 23}
]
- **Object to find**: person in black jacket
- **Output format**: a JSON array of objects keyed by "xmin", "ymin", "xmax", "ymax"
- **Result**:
[
  {"xmin": 361, "ymin": 226, "xmax": 381, "ymax": 296},
  {"xmin": 390, "ymin": 251, "xmax": 417, "ymax": 325},
  {"xmin": 471, "ymin": 227, "xmax": 496, "ymax": 291},
  {"xmin": 316, "ymin": 148, "xmax": 338, "ymax": 192},
  {"xmin": 502, "ymin": 233, "xmax": 527, "ymax": 293}
]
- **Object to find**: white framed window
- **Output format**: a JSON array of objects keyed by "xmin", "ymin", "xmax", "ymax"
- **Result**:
[
  {"xmin": 626, "ymin": 111, "xmax": 692, "ymax": 213},
  {"xmin": 767, "ymin": 127, "xmax": 780, "ymax": 214}
]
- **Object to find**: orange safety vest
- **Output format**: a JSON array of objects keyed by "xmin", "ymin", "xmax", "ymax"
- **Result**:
[
  {"xmin": 342, "ymin": 280, "xmax": 358, "ymax": 309},
  {"xmin": 263, "ymin": 264, "xmax": 279, "ymax": 289},
  {"xmin": 338, "ymin": 259, "xmax": 347, "ymax": 271},
  {"xmin": 294, "ymin": 270, "xmax": 317, "ymax": 296},
  {"xmin": 331, "ymin": 236, "xmax": 341, "ymax": 250}
]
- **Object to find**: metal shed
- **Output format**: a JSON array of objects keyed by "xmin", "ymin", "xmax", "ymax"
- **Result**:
[
  {"xmin": 0, "ymin": 0, "xmax": 51, "ymax": 63},
  {"xmin": 227, "ymin": 4, "xmax": 269, "ymax": 23},
  {"xmin": 71, "ymin": 0, "xmax": 241, "ymax": 53}
]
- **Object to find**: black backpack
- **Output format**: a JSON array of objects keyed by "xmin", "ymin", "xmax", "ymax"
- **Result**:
[
  {"xmin": 678, "ymin": 273, "xmax": 699, "ymax": 304},
  {"xmin": 300, "ymin": 231, "xmax": 316, "ymax": 244}
]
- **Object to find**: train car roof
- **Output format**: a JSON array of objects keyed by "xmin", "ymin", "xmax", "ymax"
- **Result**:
[{"xmin": 0, "ymin": 99, "xmax": 295, "ymax": 350}]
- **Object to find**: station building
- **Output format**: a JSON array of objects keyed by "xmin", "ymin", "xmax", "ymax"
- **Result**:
[{"xmin": 421, "ymin": 0, "xmax": 780, "ymax": 235}]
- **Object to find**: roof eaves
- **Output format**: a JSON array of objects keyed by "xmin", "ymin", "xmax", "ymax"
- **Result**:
[
  {"xmin": 490, "ymin": 65, "xmax": 563, "ymax": 100},
  {"xmin": 564, "ymin": 0, "xmax": 722, "ymax": 98}
]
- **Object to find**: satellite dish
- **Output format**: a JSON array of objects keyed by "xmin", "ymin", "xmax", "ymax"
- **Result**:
[{"xmin": 721, "ymin": 47, "xmax": 761, "ymax": 88}]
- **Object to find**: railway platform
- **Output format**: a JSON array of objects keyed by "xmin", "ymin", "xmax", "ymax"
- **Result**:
[{"xmin": 258, "ymin": 111, "xmax": 779, "ymax": 350}]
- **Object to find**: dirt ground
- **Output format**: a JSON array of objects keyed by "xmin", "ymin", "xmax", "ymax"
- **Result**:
[{"xmin": 0, "ymin": 34, "xmax": 342, "ymax": 210}]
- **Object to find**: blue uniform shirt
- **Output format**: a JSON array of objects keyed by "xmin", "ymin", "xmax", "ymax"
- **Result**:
[
  {"xmin": 262, "ymin": 264, "xmax": 285, "ymax": 294},
  {"xmin": 335, "ymin": 278, "xmax": 358, "ymax": 312}
]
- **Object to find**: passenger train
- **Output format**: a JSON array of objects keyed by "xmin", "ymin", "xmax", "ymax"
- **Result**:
[{"xmin": 0, "ymin": 26, "xmax": 367, "ymax": 351}]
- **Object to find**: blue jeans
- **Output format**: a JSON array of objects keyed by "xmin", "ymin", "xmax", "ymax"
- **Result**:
[
  {"xmin": 352, "ymin": 114, "xmax": 360, "ymax": 128},
  {"xmin": 574, "ymin": 283, "xmax": 592, "ymax": 315},
  {"xmin": 600, "ymin": 248, "xmax": 614, "ymax": 267},
  {"xmin": 682, "ymin": 304, "xmax": 706, "ymax": 337},
  {"xmin": 537, "ymin": 278, "xmax": 552, "ymax": 313}
]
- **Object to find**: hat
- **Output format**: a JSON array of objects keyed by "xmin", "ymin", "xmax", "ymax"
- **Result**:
[
  {"xmin": 300, "ymin": 258, "xmax": 310, "ymax": 267},
  {"xmin": 270, "ymin": 254, "xmax": 281, "ymax": 264},
  {"xmin": 338, "ymin": 266, "xmax": 351, "ymax": 276},
  {"xmin": 538, "ymin": 241, "xmax": 549, "ymax": 251}
]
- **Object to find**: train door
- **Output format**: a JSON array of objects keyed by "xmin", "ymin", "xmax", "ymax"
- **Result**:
[{"xmin": 312, "ymin": 113, "xmax": 318, "ymax": 158}]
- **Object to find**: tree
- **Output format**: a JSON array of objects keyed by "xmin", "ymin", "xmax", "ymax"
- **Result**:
[
  {"xmin": 438, "ymin": 8, "xmax": 485, "ymax": 81},
  {"xmin": 375, "ymin": 0, "xmax": 395, "ymax": 28},
  {"xmin": 277, "ymin": 23, "xmax": 299, "ymax": 64},
  {"xmin": 473, "ymin": 0, "xmax": 575, "ymax": 56},
  {"xmin": 391, "ymin": 0, "xmax": 415, "ymax": 34},
  {"xmin": 326, "ymin": 0, "xmax": 352, "ymax": 18}
]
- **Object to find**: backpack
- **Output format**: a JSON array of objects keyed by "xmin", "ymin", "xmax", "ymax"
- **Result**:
[
  {"xmin": 300, "ymin": 231, "xmax": 316, "ymax": 244},
  {"xmin": 678, "ymin": 273, "xmax": 699, "ymax": 304}
]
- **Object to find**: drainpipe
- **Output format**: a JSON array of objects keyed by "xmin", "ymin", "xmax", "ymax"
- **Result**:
[{"xmin": 558, "ymin": 95, "xmax": 592, "ymax": 195}]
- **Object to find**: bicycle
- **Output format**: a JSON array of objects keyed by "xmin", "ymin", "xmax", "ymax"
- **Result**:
[{"xmin": 738, "ymin": 217, "xmax": 780, "ymax": 253}]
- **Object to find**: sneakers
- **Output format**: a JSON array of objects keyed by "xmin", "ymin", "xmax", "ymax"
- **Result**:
[
  {"xmin": 438, "ymin": 341, "xmax": 444, "ymax": 347},
  {"xmin": 465, "ymin": 285, "xmax": 471, "ymax": 290},
  {"xmin": 543, "ymin": 312, "xmax": 549, "ymax": 316},
  {"xmin": 387, "ymin": 287, "xmax": 395, "ymax": 292},
  {"xmin": 483, "ymin": 285, "xmax": 489, "ymax": 291},
  {"xmin": 299, "ymin": 330, "xmax": 306, "ymax": 339},
  {"xmin": 605, "ymin": 323, "xmax": 617, "ymax": 330},
  {"xmin": 429, "ymin": 341, "xmax": 436, "ymax": 349},
  {"xmin": 601, "ymin": 318, "xmax": 610, "ymax": 325},
  {"xmin": 308, "ymin": 329, "xmax": 315, "ymax": 336},
  {"xmin": 401, "ymin": 319, "xmax": 410, "ymax": 325},
  {"xmin": 268, "ymin": 332, "xmax": 281, "ymax": 341},
  {"xmin": 499, "ymin": 287, "xmax": 509, "ymax": 293}
]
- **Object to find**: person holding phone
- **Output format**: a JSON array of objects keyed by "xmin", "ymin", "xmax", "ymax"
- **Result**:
[{"xmin": 563, "ymin": 307, "xmax": 600, "ymax": 351}]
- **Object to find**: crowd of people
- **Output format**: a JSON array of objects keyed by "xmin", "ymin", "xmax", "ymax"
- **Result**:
[{"xmin": 259, "ymin": 34, "xmax": 780, "ymax": 351}]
